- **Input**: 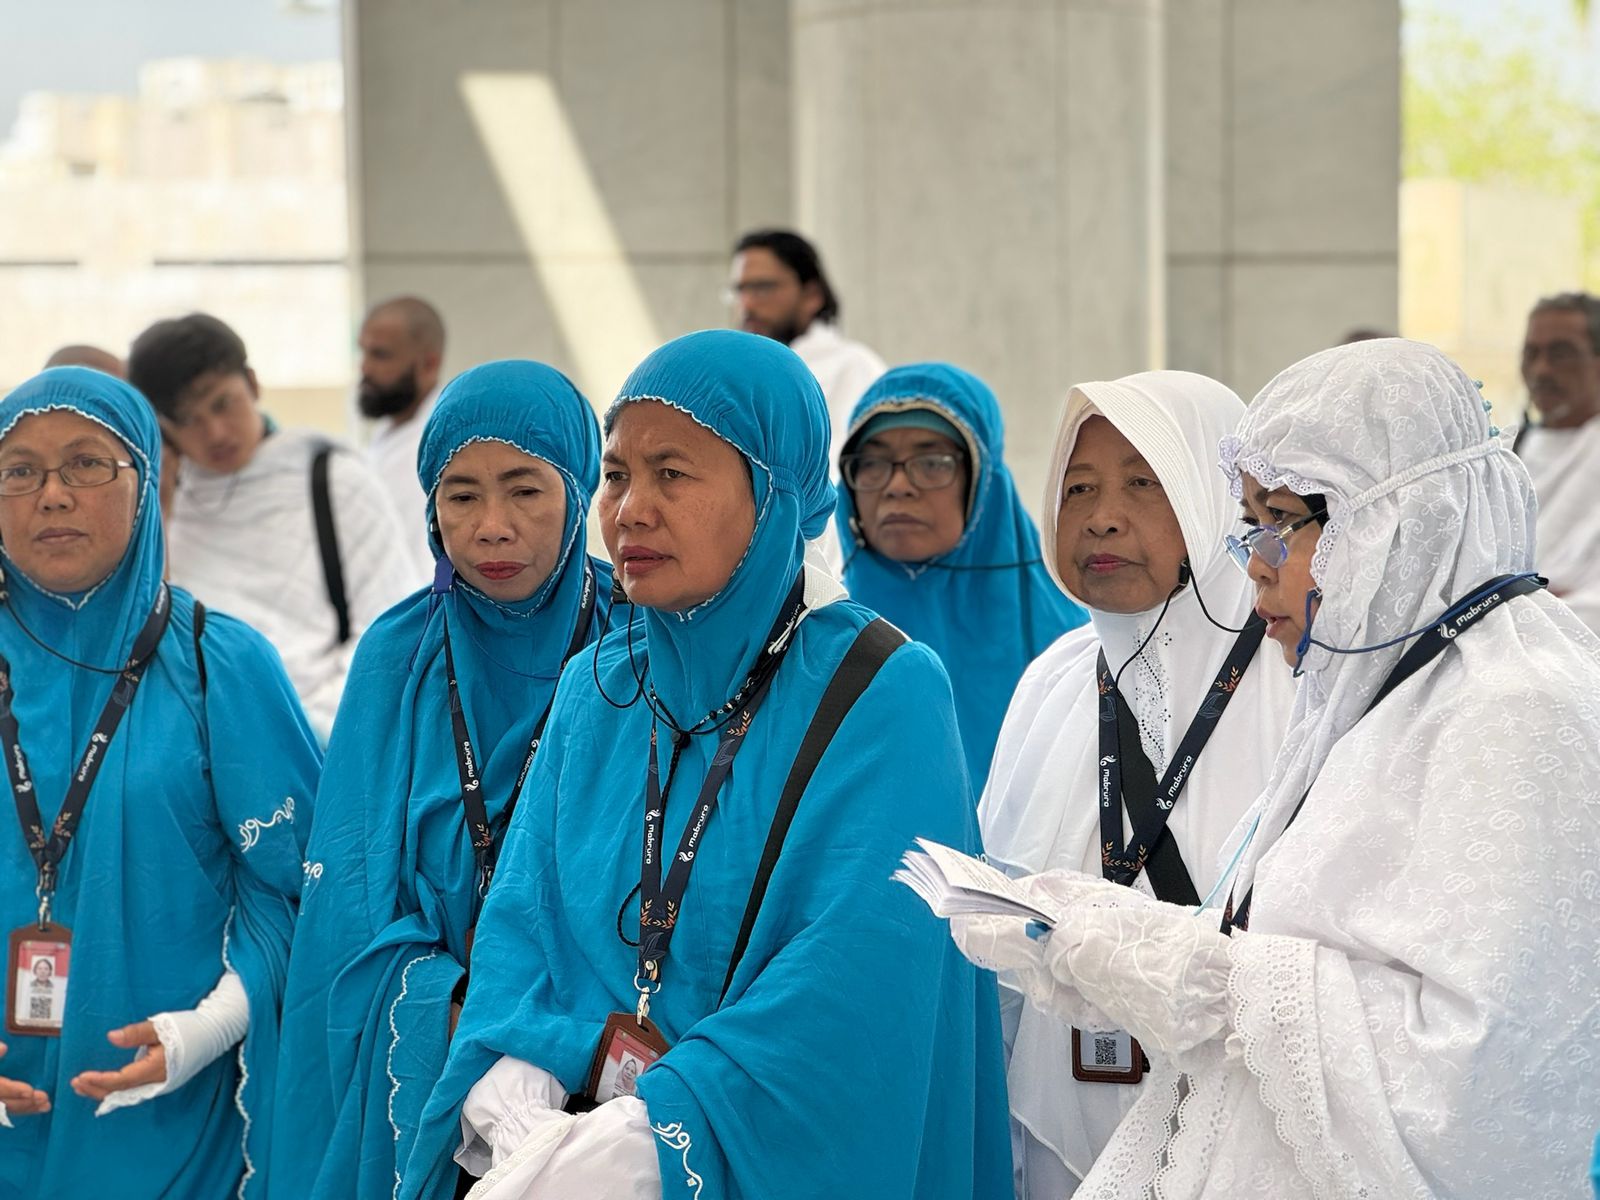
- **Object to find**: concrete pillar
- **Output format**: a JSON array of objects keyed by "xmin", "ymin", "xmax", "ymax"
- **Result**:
[
  {"xmin": 1164, "ymin": 0, "xmax": 1401, "ymax": 399},
  {"xmin": 793, "ymin": 0, "xmax": 1166, "ymax": 510},
  {"xmin": 345, "ymin": 0, "xmax": 792, "ymax": 408}
]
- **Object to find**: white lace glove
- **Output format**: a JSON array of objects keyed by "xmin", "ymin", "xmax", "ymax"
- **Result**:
[
  {"xmin": 1042, "ymin": 893, "xmax": 1233, "ymax": 1059},
  {"xmin": 467, "ymin": 1093, "xmax": 661, "ymax": 1200},
  {"xmin": 95, "ymin": 969, "xmax": 250, "ymax": 1116},
  {"xmin": 951, "ymin": 870, "xmax": 1154, "ymax": 1031},
  {"xmin": 457, "ymin": 1057, "xmax": 571, "ymax": 1176}
]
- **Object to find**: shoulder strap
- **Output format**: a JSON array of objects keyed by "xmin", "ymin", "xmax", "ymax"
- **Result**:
[
  {"xmin": 310, "ymin": 444, "xmax": 352, "ymax": 646},
  {"xmin": 718, "ymin": 617, "xmax": 906, "ymax": 1005},
  {"xmin": 192, "ymin": 600, "xmax": 209, "ymax": 695},
  {"xmin": 1110, "ymin": 690, "xmax": 1201, "ymax": 907}
]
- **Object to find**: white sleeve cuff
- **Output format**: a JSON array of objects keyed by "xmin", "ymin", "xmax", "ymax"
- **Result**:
[
  {"xmin": 456, "ymin": 1056, "xmax": 571, "ymax": 1176},
  {"xmin": 95, "ymin": 969, "xmax": 250, "ymax": 1117}
]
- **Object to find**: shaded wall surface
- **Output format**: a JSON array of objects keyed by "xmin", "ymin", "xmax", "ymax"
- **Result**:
[{"xmin": 349, "ymin": 0, "xmax": 1399, "ymax": 508}]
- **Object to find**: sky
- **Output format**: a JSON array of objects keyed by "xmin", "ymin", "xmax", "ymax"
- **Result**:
[
  {"xmin": 0, "ymin": 0, "xmax": 1595, "ymax": 137},
  {"xmin": 0, "ymin": 0, "xmax": 341, "ymax": 133}
]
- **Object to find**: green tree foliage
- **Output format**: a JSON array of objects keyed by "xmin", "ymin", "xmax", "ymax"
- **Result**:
[{"xmin": 1405, "ymin": 11, "xmax": 1600, "ymax": 285}]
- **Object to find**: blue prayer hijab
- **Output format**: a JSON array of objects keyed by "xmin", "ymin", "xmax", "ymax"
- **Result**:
[
  {"xmin": 270, "ymin": 360, "xmax": 613, "ymax": 1200},
  {"xmin": 0, "ymin": 368, "xmax": 319, "ymax": 1199},
  {"xmin": 835, "ymin": 363, "xmax": 1087, "ymax": 790},
  {"xmin": 403, "ymin": 331, "xmax": 1011, "ymax": 1200}
]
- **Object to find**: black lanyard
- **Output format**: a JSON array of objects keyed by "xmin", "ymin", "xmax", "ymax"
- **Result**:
[
  {"xmin": 635, "ymin": 573, "xmax": 807, "ymax": 1003},
  {"xmin": 0, "ymin": 586, "xmax": 172, "ymax": 923},
  {"xmin": 1097, "ymin": 617, "xmax": 1265, "ymax": 887},
  {"xmin": 445, "ymin": 559, "xmax": 597, "ymax": 894},
  {"xmin": 1222, "ymin": 572, "xmax": 1546, "ymax": 934}
]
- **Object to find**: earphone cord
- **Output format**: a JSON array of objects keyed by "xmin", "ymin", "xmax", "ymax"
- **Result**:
[
  {"xmin": 1188, "ymin": 566, "xmax": 1253, "ymax": 635},
  {"xmin": 1110, "ymin": 584, "xmax": 1181, "ymax": 697},
  {"xmin": 0, "ymin": 592, "xmax": 144, "ymax": 675}
]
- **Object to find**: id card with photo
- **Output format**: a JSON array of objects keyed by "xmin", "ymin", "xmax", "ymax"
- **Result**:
[
  {"xmin": 1071, "ymin": 1026, "xmax": 1145, "ymax": 1084},
  {"xmin": 584, "ymin": 1012, "xmax": 670, "ymax": 1104},
  {"xmin": 6, "ymin": 923, "xmax": 71, "ymax": 1038}
]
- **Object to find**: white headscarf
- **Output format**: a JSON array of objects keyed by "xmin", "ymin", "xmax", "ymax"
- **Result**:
[
  {"xmin": 980, "ymin": 370, "xmax": 1298, "ymax": 1185},
  {"xmin": 1215, "ymin": 337, "xmax": 1538, "ymax": 902}
]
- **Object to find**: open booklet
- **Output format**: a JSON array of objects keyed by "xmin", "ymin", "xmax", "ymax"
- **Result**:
[{"xmin": 892, "ymin": 838, "xmax": 1058, "ymax": 928}]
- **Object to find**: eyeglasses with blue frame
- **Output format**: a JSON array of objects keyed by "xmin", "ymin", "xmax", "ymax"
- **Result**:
[{"xmin": 1223, "ymin": 509, "xmax": 1326, "ymax": 573}]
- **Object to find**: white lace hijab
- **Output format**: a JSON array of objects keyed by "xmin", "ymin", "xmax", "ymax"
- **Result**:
[
  {"xmin": 1215, "ymin": 337, "xmax": 1538, "ymax": 903},
  {"xmin": 1082, "ymin": 339, "xmax": 1600, "ymax": 1200}
]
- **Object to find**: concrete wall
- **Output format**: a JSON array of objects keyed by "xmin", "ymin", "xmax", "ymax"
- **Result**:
[
  {"xmin": 1165, "ymin": 0, "xmax": 1401, "ymax": 403},
  {"xmin": 345, "ymin": 0, "xmax": 793, "ymax": 411},
  {"xmin": 348, "ymin": 0, "xmax": 1401, "ymax": 510}
]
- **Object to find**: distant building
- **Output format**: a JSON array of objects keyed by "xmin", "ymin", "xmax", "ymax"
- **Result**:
[{"xmin": 0, "ymin": 59, "xmax": 350, "ymax": 433}]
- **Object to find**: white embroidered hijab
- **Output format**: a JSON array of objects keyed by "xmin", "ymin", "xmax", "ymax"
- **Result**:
[
  {"xmin": 1080, "ymin": 339, "xmax": 1600, "ymax": 1199},
  {"xmin": 979, "ymin": 370, "xmax": 1297, "ymax": 1185}
]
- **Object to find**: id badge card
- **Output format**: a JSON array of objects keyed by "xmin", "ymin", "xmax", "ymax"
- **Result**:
[
  {"xmin": 1071, "ymin": 1026, "xmax": 1145, "ymax": 1084},
  {"xmin": 6, "ymin": 923, "xmax": 71, "ymax": 1038},
  {"xmin": 584, "ymin": 1012, "xmax": 671, "ymax": 1103}
]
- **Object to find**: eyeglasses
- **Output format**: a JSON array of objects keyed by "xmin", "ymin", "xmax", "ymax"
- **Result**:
[
  {"xmin": 840, "ymin": 451, "xmax": 965, "ymax": 493},
  {"xmin": 0, "ymin": 456, "xmax": 136, "ymax": 497},
  {"xmin": 720, "ymin": 279, "xmax": 790, "ymax": 306},
  {"xmin": 1223, "ymin": 510, "xmax": 1325, "ymax": 573}
]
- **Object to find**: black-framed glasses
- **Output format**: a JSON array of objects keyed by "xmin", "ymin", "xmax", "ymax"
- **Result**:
[
  {"xmin": 1223, "ymin": 510, "xmax": 1325, "ymax": 573},
  {"xmin": 0, "ymin": 456, "xmax": 136, "ymax": 497},
  {"xmin": 840, "ymin": 451, "xmax": 965, "ymax": 493}
]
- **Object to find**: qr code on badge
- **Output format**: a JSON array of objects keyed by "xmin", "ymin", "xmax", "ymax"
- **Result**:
[{"xmin": 1093, "ymin": 1034, "xmax": 1120, "ymax": 1067}]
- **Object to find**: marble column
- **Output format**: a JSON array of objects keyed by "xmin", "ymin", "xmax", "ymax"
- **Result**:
[{"xmin": 792, "ymin": 0, "xmax": 1166, "ymax": 511}]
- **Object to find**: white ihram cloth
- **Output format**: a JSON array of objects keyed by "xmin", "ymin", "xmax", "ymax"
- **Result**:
[
  {"xmin": 1517, "ymin": 418, "xmax": 1600, "ymax": 632},
  {"xmin": 365, "ymin": 389, "xmax": 438, "ymax": 584},
  {"xmin": 978, "ymin": 371, "xmax": 1296, "ymax": 1196},
  {"xmin": 167, "ymin": 426, "xmax": 414, "ymax": 738},
  {"xmin": 790, "ymin": 321, "xmax": 887, "ymax": 576},
  {"xmin": 963, "ymin": 339, "xmax": 1600, "ymax": 1200}
]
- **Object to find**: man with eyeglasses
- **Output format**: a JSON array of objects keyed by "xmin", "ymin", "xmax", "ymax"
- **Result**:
[
  {"xmin": 1515, "ymin": 291, "xmax": 1600, "ymax": 630},
  {"xmin": 727, "ymin": 229, "xmax": 886, "ymax": 474}
]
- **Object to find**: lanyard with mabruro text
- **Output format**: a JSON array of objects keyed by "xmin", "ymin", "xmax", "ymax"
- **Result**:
[
  {"xmin": 1221, "ymin": 572, "xmax": 1546, "ymax": 934},
  {"xmin": 445, "ymin": 558, "xmax": 597, "ymax": 897},
  {"xmin": 0, "ymin": 585, "xmax": 172, "ymax": 926},
  {"xmin": 1096, "ymin": 616, "xmax": 1265, "ymax": 887},
  {"xmin": 633, "ymin": 572, "xmax": 806, "ymax": 1022}
]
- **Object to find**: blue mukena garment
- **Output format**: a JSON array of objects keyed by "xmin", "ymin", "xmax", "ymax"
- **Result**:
[
  {"xmin": 269, "ymin": 361, "xmax": 615, "ymax": 1200},
  {"xmin": 835, "ymin": 363, "xmax": 1087, "ymax": 790},
  {"xmin": 0, "ymin": 367, "xmax": 320, "ymax": 1199},
  {"xmin": 400, "ymin": 330, "xmax": 1011, "ymax": 1200}
]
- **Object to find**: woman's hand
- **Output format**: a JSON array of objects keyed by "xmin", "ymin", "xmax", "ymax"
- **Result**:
[
  {"xmin": 0, "ymin": 1041, "xmax": 51, "ymax": 1115},
  {"xmin": 68, "ymin": 1021, "xmax": 169, "ymax": 1102}
]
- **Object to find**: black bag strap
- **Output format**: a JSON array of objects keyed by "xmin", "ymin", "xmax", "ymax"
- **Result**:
[
  {"xmin": 310, "ymin": 444, "xmax": 352, "ymax": 646},
  {"xmin": 1110, "ymin": 690, "xmax": 1201, "ymax": 907},
  {"xmin": 192, "ymin": 600, "xmax": 209, "ymax": 695},
  {"xmin": 718, "ymin": 617, "xmax": 906, "ymax": 1004}
]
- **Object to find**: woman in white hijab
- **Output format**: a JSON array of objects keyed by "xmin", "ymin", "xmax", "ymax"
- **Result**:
[
  {"xmin": 958, "ymin": 339, "xmax": 1600, "ymax": 1198},
  {"xmin": 981, "ymin": 371, "xmax": 1296, "ymax": 1196}
]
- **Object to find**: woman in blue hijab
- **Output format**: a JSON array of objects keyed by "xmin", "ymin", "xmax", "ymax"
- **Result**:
[
  {"xmin": 835, "ymin": 364, "xmax": 1087, "ymax": 790},
  {"xmin": 0, "ymin": 367, "xmax": 319, "ymax": 1198},
  {"xmin": 268, "ymin": 360, "xmax": 615, "ymax": 1200},
  {"xmin": 399, "ymin": 331, "xmax": 1011, "ymax": 1200}
]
